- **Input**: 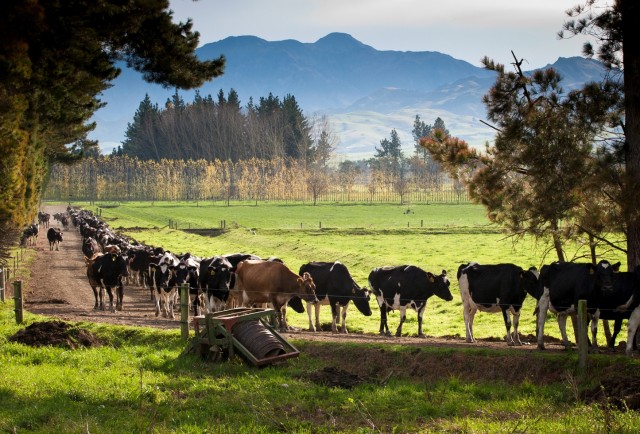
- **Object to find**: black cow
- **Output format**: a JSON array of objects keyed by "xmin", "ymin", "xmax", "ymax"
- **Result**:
[
  {"xmin": 535, "ymin": 260, "xmax": 619, "ymax": 350},
  {"xmin": 297, "ymin": 261, "xmax": 372, "ymax": 334},
  {"xmin": 46, "ymin": 227, "xmax": 63, "ymax": 251},
  {"xmin": 368, "ymin": 265, "xmax": 453, "ymax": 337},
  {"xmin": 127, "ymin": 247, "xmax": 155, "ymax": 298},
  {"xmin": 590, "ymin": 266, "xmax": 640, "ymax": 349},
  {"xmin": 457, "ymin": 263, "xmax": 539, "ymax": 346},
  {"xmin": 199, "ymin": 256, "xmax": 234, "ymax": 313},
  {"xmin": 91, "ymin": 252, "xmax": 129, "ymax": 312}
]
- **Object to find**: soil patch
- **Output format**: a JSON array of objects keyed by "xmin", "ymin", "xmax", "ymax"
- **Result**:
[
  {"xmin": 8, "ymin": 320, "xmax": 103, "ymax": 349},
  {"xmin": 582, "ymin": 376, "xmax": 640, "ymax": 411}
]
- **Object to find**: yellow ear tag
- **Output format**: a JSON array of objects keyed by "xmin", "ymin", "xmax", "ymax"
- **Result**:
[
  {"xmin": 352, "ymin": 287, "xmax": 355, "ymax": 294},
  {"xmin": 429, "ymin": 277, "xmax": 435, "ymax": 283},
  {"xmin": 210, "ymin": 270, "xmax": 215, "ymax": 276},
  {"xmin": 112, "ymin": 256, "xmax": 116, "ymax": 262},
  {"xmin": 590, "ymin": 268, "xmax": 595, "ymax": 275}
]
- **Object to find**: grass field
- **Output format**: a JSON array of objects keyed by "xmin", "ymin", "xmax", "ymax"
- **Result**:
[{"xmin": 90, "ymin": 200, "xmax": 628, "ymax": 343}]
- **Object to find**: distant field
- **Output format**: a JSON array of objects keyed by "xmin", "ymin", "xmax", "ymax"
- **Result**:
[{"xmin": 80, "ymin": 200, "xmax": 628, "ymax": 344}]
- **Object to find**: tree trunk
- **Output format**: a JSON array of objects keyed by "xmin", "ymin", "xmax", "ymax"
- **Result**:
[
  {"xmin": 552, "ymin": 230, "xmax": 565, "ymax": 263},
  {"xmin": 622, "ymin": 0, "xmax": 640, "ymax": 270}
]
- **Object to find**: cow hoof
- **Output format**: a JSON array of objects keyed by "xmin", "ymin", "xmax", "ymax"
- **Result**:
[
  {"xmin": 93, "ymin": 304, "xmax": 99, "ymax": 310},
  {"xmin": 155, "ymin": 311, "xmax": 160, "ymax": 317}
]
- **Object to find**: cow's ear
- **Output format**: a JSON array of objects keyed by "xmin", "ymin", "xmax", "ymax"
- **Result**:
[
  {"xmin": 441, "ymin": 269, "xmax": 447, "ymax": 276},
  {"xmin": 427, "ymin": 272, "xmax": 435, "ymax": 283},
  {"xmin": 613, "ymin": 262, "xmax": 621, "ymax": 272},
  {"xmin": 209, "ymin": 269, "xmax": 216, "ymax": 276}
]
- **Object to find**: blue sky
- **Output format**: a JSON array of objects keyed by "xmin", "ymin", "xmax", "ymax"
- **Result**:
[{"xmin": 169, "ymin": 0, "xmax": 593, "ymax": 69}]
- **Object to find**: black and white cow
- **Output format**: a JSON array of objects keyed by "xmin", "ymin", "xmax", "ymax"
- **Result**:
[
  {"xmin": 20, "ymin": 224, "xmax": 39, "ymax": 246},
  {"xmin": 368, "ymin": 265, "xmax": 453, "ymax": 337},
  {"xmin": 173, "ymin": 254, "xmax": 201, "ymax": 315},
  {"xmin": 535, "ymin": 260, "xmax": 619, "ymax": 350},
  {"xmin": 457, "ymin": 263, "xmax": 539, "ymax": 346},
  {"xmin": 91, "ymin": 252, "xmax": 129, "ymax": 312},
  {"xmin": 46, "ymin": 227, "xmax": 63, "ymax": 251},
  {"xmin": 198, "ymin": 256, "xmax": 234, "ymax": 313},
  {"xmin": 149, "ymin": 261, "xmax": 177, "ymax": 319},
  {"xmin": 297, "ymin": 261, "xmax": 372, "ymax": 334}
]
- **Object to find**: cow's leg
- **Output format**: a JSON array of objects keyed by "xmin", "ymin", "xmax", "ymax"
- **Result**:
[
  {"xmin": 590, "ymin": 310, "xmax": 600, "ymax": 349},
  {"xmin": 610, "ymin": 318, "xmax": 623, "ymax": 348},
  {"xmin": 503, "ymin": 308, "xmax": 515, "ymax": 345},
  {"xmin": 116, "ymin": 284, "xmax": 123, "ymax": 311},
  {"xmin": 603, "ymin": 320, "xmax": 613, "ymax": 347},
  {"xmin": 306, "ymin": 301, "xmax": 315, "ymax": 331},
  {"xmin": 91, "ymin": 285, "xmax": 99, "ymax": 310},
  {"xmin": 340, "ymin": 303, "xmax": 349, "ymax": 334},
  {"xmin": 462, "ymin": 306, "xmax": 477, "ymax": 343},
  {"xmin": 557, "ymin": 313, "xmax": 571, "ymax": 349},
  {"xmin": 396, "ymin": 306, "xmax": 411, "ymax": 337},
  {"xmin": 536, "ymin": 289, "xmax": 550, "ymax": 350},
  {"xmin": 330, "ymin": 302, "xmax": 340, "ymax": 334},
  {"xmin": 99, "ymin": 286, "xmax": 106, "ymax": 311},
  {"xmin": 155, "ymin": 289, "xmax": 161, "ymax": 316},
  {"xmin": 626, "ymin": 307, "xmax": 640, "ymax": 356},
  {"xmin": 511, "ymin": 308, "xmax": 523, "ymax": 345},
  {"xmin": 416, "ymin": 305, "xmax": 426, "ymax": 338},
  {"xmin": 105, "ymin": 286, "xmax": 115, "ymax": 312}
]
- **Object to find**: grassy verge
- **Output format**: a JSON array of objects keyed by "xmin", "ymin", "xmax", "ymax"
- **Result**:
[{"xmin": 1, "ymin": 302, "xmax": 640, "ymax": 433}]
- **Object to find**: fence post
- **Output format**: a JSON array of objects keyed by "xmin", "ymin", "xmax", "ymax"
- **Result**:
[
  {"xmin": 577, "ymin": 299, "xmax": 588, "ymax": 370},
  {"xmin": 180, "ymin": 283, "xmax": 189, "ymax": 341},
  {"xmin": 13, "ymin": 280, "xmax": 23, "ymax": 324},
  {"xmin": 0, "ymin": 266, "xmax": 4, "ymax": 302}
]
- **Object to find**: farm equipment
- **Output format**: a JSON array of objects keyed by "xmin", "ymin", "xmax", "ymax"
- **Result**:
[{"xmin": 184, "ymin": 307, "xmax": 300, "ymax": 366}]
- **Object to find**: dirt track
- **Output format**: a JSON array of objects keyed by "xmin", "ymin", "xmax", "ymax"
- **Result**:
[{"xmin": 21, "ymin": 205, "xmax": 579, "ymax": 352}]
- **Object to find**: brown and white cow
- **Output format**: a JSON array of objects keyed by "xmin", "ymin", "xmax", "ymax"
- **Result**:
[{"xmin": 232, "ymin": 259, "xmax": 319, "ymax": 330}]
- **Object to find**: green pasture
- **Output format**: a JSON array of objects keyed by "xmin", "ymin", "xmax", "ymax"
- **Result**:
[{"xmin": 88, "ymin": 201, "xmax": 628, "ymax": 344}]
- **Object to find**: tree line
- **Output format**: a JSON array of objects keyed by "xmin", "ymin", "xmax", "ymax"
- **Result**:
[
  {"xmin": 116, "ymin": 90, "xmax": 333, "ymax": 164},
  {"xmin": 43, "ymin": 155, "xmax": 467, "ymax": 205}
]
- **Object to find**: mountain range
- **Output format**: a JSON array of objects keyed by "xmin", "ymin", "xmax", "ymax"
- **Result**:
[{"xmin": 89, "ymin": 32, "xmax": 609, "ymax": 160}]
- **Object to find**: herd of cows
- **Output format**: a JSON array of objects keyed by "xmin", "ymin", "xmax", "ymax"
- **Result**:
[{"xmin": 26, "ymin": 206, "xmax": 640, "ymax": 356}]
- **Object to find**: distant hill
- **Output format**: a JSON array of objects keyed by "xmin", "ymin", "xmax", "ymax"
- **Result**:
[{"xmin": 89, "ymin": 33, "xmax": 609, "ymax": 159}]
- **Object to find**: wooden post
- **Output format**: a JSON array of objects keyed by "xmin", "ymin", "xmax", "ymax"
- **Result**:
[
  {"xmin": 180, "ymin": 283, "xmax": 189, "ymax": 340},
  {"xmin": 0, "ymin": 266, "xmax": 4, "ymax": 302},
  {"xmin": 13, "ymin": 280, "xmax": 23, "ymax": 324},
  {"xmin": 577, "ymin": 299, "xmax": 588, "ymax": 370}
]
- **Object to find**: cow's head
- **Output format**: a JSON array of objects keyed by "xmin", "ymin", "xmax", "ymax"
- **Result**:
[
  {"xmin": 352, "ymin": 283, "xmax": 373, "ymax": 316},
  {"xmin": 297, "ymin": 272, "xmax": 318, "ymax": 303},
  {"xmin": 428, "ymin": 270, "xmax": 453, "ymax": 301},
  {"xmin": 521, "ymin": 266, "xmax": 542, "ymax": 300},
  {"xmin": 206, "ymin": 258, "xmax": 233, "ymax": 290},
  {"xmin": 592, "ymin": 260, "xmax": 621, "ymax": 293}
]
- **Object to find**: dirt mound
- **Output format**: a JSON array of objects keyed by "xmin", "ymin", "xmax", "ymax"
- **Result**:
[
  {"xmin": 307, "ymin": 366, "xmax": 366, "ymax": 389},
  {"xmin": 582, "ymin": 376, "xmax": 640, "ymax": 411},
  {"xmin": 8, "ymin": 320, "xmax": 103, "ymax": 349}
]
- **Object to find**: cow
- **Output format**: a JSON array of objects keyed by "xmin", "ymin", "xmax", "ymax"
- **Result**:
[
  {"xmin": 590, "ymin": 266, "xmax": 640, "ymax": 349},
  {"xmin": 297, "ymin": 261, "xmax": 372, "ymax": 334},
  {"xmin": 38, "ymin": 211, "xmax": 50, "ymax": 228},
  {"xmin": 199, "ymin": 256, "xmax": 234, "ymax": 313},
  {"xmin": 535, "ymin": 260, "xmax": 619, "ymax": 350},
  {"xmin": 457, "ymin": 263, "xmax": 540, "ymax": 346},
  {"xmin": 82, "ymin": 237, "xmax": 101, "ymax": 259},
  {"xmin": 91, "ymin": 252, "xmax": 129, "ymax": 312},
  {"xmin": 232, "ymin": 259, "xmax": 318, "ymax": 331},
  {"xmin": 20, "ymin": 224, "xmax": 39, "ymax": 246},
  {"xmin": 149, "ymin": 261, "xmax": 178, "ymax": 319},
  {"xmin": 85, "ymin": 253, "xmax": 105, "ymax": 309},
  {"xmin": 127, "ymin": 247, "xmax": 155, "ymax": 298},
  {"xmin": 368, "ymin": 265, "xmax": 453, "ymax": 337},
  {"xmin": 172, "ymin": 255, "xmax": 201, "ymax": 315},
  {"xmin": 46, "ymin": 227, "xmax": 63, "ymax": 251}
]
